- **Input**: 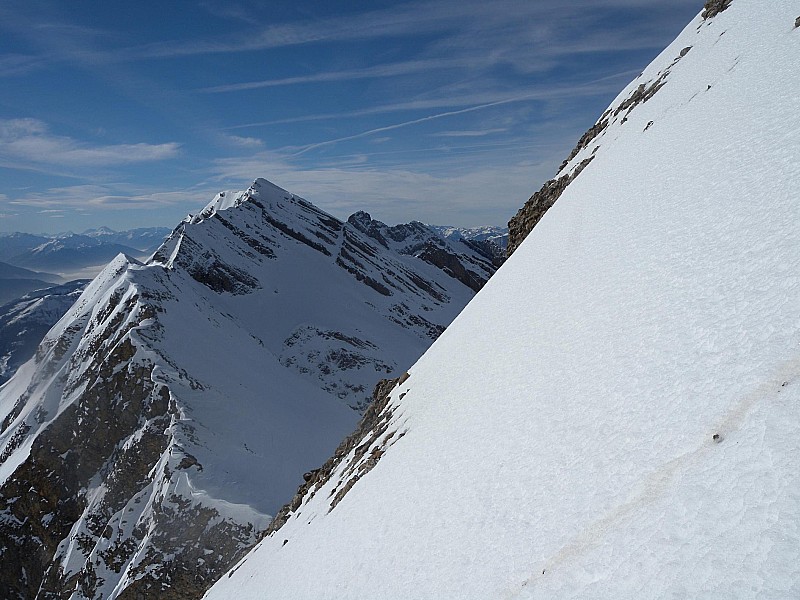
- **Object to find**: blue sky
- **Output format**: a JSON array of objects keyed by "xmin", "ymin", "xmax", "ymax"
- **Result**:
[{"xmin": 0, "ymin": 0, "xmax": 701, "ymax": 233}]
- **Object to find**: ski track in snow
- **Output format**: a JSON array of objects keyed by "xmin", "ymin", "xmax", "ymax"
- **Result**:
[{"xmin": 513, "ymin": 357, "xmax": 800, "ymax": 597}]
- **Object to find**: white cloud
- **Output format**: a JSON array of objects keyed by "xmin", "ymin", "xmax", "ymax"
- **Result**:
[
  {"xmin": 0, "ymin": 200, "xmax": 18, "ymax": 219},
  {"xmin": 6, "ymin": 183, "xmax": 209, "ymax": 211},
  {"xmin": 219, "ymin": 134, "xmax": 264, "ymax": 148},
  {"xmin": 0, "ymin": 119, "xmax": 180, "ymax": 169},
  {"xmin": 224, "ymin": 71, "xmax": 634, "ymax": 131},
  {"xmin": 101, "ymin": 0, "xmax": 698, "ymax": 61}
]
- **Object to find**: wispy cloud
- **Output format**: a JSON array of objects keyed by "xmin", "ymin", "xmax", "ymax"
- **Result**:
[
  {"xmin": 433, "ymin": 128, "xmax": 507, "ymax": 137},
  {"xmin": 0, "ymin": 54, "xmax": 45, "ymax": 77},
  {"xmin": 285, "ymin": 71, "xmax": 632, "ymax": 156},
  {"xmin": 288, "ymin": 98, "xmax": 533, "ymax": 156},
  {"xmin": 198, "ymin": 1, "xmax": 263, "ymax": 26},
  {"xmin": 0, "ymin": 118, "xmax": 180, "ymax": 169},
  {"xmin": 224, "ymin": 70, "xmax": 636, "ymax": 131},
  {"xmin": 1, "ymin": 0, "xmax": 699, "ymax": 68},
  {"xmin": 219, "ymin": 133, "xmax": 264, "ymax": 148},
  {"xmin": 95, "ymin": 0, "xmax": 699, "ymax": 62},
  {"xmin": 199, "ymin": 58, "xmax": 473, "ymax": 93},
  {"xmin": 6, "ymin": 183, "xmax": 212, "ymax": 211}
]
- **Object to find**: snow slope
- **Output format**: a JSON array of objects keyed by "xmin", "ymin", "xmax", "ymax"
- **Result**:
[
  {"xmin": 206, "ymin": 3, "xmax": 800, "ymax": 599},
  {"xmin": 0, "ymin": 180, "xmax": 498, "ymax": 599}
]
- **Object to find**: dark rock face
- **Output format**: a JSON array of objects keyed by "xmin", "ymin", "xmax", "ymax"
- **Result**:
[
  {"xmin": 416, "ymin": 243, "xmax": 487, "ymax": 293},
  {"xmin": 702, "ymin": 0, "xmax": 733, "ymax": 19},
  {"xmin": 341, "ymin": 212, "xmax": 501, "ymax": 296},
  {"xmin": 0, "ymin": 301, "xmax": 165, "ymax": 598},
  {"xmin": 0, "ymin": 285, "xmax": 263, "ymax": 600}
]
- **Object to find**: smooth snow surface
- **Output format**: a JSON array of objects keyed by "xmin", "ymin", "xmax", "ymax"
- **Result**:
[{"xmin": 206, "ymin": 2, "xmax": 800, "ymax": 599}]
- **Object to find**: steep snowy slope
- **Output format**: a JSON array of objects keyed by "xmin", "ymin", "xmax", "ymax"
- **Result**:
[
  {"xmin": 0, "ymin": 179, "xmax": 497, "ymax": 599},
  {"xmin": 206, "ymin": 2, "xmax": 800, "ymax": 599}
]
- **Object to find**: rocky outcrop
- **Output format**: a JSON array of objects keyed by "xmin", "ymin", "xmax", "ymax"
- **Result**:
[
  {"xmin": 0, "ymin": 283, "xmax": 263, "ymax": 600},
  {"xmin": 702, "ymin": 0, "xmax": 733, "ymax": 19},
  {"xmin": 343, "ymin": 211, "xmax": 501, "ymax": 294}
]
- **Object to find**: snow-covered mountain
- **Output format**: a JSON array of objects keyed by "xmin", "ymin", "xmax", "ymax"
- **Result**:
[
  {"xmin": 0, "ymin": 179, "xmax": 500, "ymax": 599},
  {"xmin": 428, "ymin": 224, "xmax": 508, "ymax": 252},
  {"xmin": 206, "ymin": 2, "xmax": 800, "ymax": 599},
  {"xmin": 0, "ymin": 280, "xmax": 89, "ymax": 385},
  {"xmin": 0, "ymin": 232, "xmax": 51, "ymax": 263},
  {"xmin": 82, "ymin": 227, "xmax": 172, "ymax": 253},
  {"xmin": 4, "ymin": 233, "xmax": 142, "ymax": 275}
]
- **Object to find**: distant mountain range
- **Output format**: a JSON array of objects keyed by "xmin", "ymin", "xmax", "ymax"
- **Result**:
[
  {"xmin": 0, "ymin": 227, "xmax": 172, "ymax": 276},
  {"xmin": 428, "ymin": 224, "xmax": 508, "ymax": 250},
  {"xmin": 0, "ymin": 227, "xmax": 172, "ymax": 301},
  {"xmin": 0, "ymin": 261, "xmax": 64, "ymax": 305}
]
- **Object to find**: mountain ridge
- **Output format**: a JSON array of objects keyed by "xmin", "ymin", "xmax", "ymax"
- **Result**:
[{"xmin": 0, "ymin": 178, "xmax": 502, "ymax": 599}]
